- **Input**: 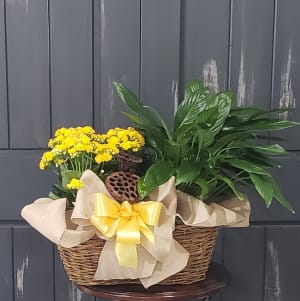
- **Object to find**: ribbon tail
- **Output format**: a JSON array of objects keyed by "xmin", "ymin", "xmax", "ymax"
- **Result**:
[{"xmin": 115, "ymin": 242, "xmax": 138, "ymax": 269}]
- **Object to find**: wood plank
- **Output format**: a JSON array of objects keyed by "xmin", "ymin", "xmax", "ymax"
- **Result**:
[
  {"xmin": 93, "ymin": 0, "xmax": 101, "ymax": 133},
  {"xmin": 0, "ymin": 227, "xmax": 13, "ymax": 301},
  {"xmin": 0, "ymin": 0, "xmax": 8, "ymax": 148},
  {"xmin": 98, "ymin": 0, "xmax": 140, "ymax": 131},
  {"xmin": 14, "ymin": 227, "xmax": 54, "ymax": 301},
  {"xmin": 181, "ymin": 0, "xmax": 230, "ymax": 93},
  {"xmin": 222, "ymin": 226, "xmax": 265, "ymax": 301},
  {"xmin": 230, "ymin": 0, "xmax": 274, "ymax": 107},
  {"xmin": 140, "ymin": 0, "xmax": 180, "ymax": 127},
  {"xmin": 264, "ymin": 226, "xmax": 300, "ymax": 301},
  {"xmin": 271, "ymin": 0, "xmax": 300, "ymax": 150},
  {"xmin": 250, "ymin": 153, "xmax": 300, "ymax": 222},
  {"xmin": 54, "ymin": 248, "xmax": 95, "ymax": 301},
  {"xmin": 50, "ymin": 0, "xmax": 93, "ymax": 131},
  {"xmin": 6, "ymin": 0, "xmax": 50, "ymax": 148},
  {"xmin": 211, "ymin": 228, "xmax": 223, "ymax": 301},
  {"xmin": 0, "ymin": 150, "xmax": 56, "ymax": 220}
]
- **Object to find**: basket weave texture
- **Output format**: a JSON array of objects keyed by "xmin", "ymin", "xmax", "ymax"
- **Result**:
[{"xmin": 57, "ymin": 225, "xmax": 218, "ymax": 286}]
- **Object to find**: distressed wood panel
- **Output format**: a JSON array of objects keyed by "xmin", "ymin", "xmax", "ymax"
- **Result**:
[
  {"xmin": 14, "ymin": 227, "xmax": 54, "ymax": 301},
  {"xmin": 0, "ymin": 150, "xmax": 56, "ymax": 220},
  {"xmin": 230, "ymin": 0, "xmax": 274, "ymax": 107},
  {"xmin": 99, "ymin": 0, "xmax": 140, "ymax": 131},
  {"xmin": 0, "ymin": 228, "xmax": 13, "ymax": 301},
  {"xmin": 264, "ymin": 226, "xmax": 300, "ymax": 301},
  {"xmin": 271, "ymin": 0, "xmax": 300, "ymax": 150},
  {"xmin": 250, "ymin": 153, "xmax": 300, "ymax": 222},
  {"xmin": 181, "ymin": 0, "xmax": 230, "ymax": 94},
  {"xmin": 0, "ymin": 0, "xmax": 8, "ymax": 148},
  {"xmin": 211, "ymin": 229, "xmax": 223, "ymax": 301},
  {"xmin": 222, "ymin": 227, "xmax": 265, "ymax": 301},
  {"xmin": 140, "ymin": 0, "xmax": 180, "ymax": 127},
  {"xmin": 93, "ymin": 0, "xmax": 102, "ymax": 133},
  {"xmin": 50, "ymin": 0, "xmax": 93, "ymax": 131},
  {"xmin": 6, "ymin": 0, "xmax": 50, "ymax": 148},
  {"xmin": 54, "ymin": 249, "xmax": 95, "ymax": 301}
]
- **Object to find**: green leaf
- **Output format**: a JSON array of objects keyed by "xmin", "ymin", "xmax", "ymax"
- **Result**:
[
  {"xmin": 194, "ymin": 177, "xmax": 209, "ymax": 198},
  {"xmin": 228, "ymin": 159, "xmax": 271, "ymax": 175},
  {"xmin": 48, "ymin": 191, "xmax": 60, "ymax": 200},
  {"xmin": 175, "ymin": 161, "xmax": 200, "ymax": 185},
  {"xmin": 138, "ymin": 161, "xmax": 174, "ymax": 198},
  {"xmin": 114, "ymin": 82, "xmax": 144, "ymax": 114},
  {"xmin": 218, "ymin": 176, "xmax": 244, "ymax": 200},
  {"xmin": 211, "ymin": 131, "xmax": 255, "ymax": 154},
  {"xmin": 229, "ymin": 107, "xmax": 267, "ymax": 121},
  {"xmin": 255, "ymin": 144, "xmax": 287, "ymax": 155},
  {"xmin": 209, "ymin": 92, "xmax": 232, "ymax": 135},
  {"xmin": 61, "ymin": 170, "xmax": 82, "ymax": 189},
  {"xmin": 194, "ymin": 106, "xmax": 219, "ymax": 126},
  {"xmin": 184, "ymin": 79, "xmax": 204, "ymax": 100},
  {"xmin": 249, "ymin": 173, "xmax": 274, "ymax": 207},
  {"xmin": 239, "ymin": 119, "xmax": 300, "ymax": 131},
  {"xmin": 174, "ymin": 89, "xmax": 210, "ymax": 130},
  {"xmin": 270, "ymin": 178, "xmax": 295, "ymax": 213}
]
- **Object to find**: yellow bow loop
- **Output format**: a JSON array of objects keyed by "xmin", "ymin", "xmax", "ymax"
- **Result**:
[{"xmin": 90, "ymin": 192, "xmax": 162, "ymax": 269}]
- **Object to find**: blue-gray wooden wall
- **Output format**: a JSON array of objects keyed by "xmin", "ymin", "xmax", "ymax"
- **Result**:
[{"xmin": 0, "ymin": 1, "xmax": 299, "ymax": 300}]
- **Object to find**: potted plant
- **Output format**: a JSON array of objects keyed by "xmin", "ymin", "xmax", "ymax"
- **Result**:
[{"xmin": 21, "ymin": 79, "xmax": 298, "ymax": 288}]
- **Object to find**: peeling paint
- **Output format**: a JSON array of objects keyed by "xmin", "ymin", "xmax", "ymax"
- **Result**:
[
  {"xmin": 203, "ymin": 59, "xmax": 219, "ymax": 93},
  {"xmin": 70, "ymin": 282, "xmax": 83, "ymax": 301},
  {"xmin": 101, "ymin": 1, "xmax": 106, "ymax": 55},
  {"xmin": 237, "ymin": 50, "xmax": 246, "ymax": 106},
  {"xmin": 279, "ymin": 45, "xmax": 295, "ymax": 120},
  {"xmin": 108, "ymin": 77, "xmax": 114, "ymax": 113},
  {"xmin": 265, "ymin": 240, "xmax": 281, "ymax": 301},
  {"xmin": 171, "ymin": 79, "xmax": 179, "ymax": 115},
  {"xmin": 16, "ymin": 254, "xmax": 29, "ymax": 298},
  {"xmin": 237, "ymin": 49, "xmax": 255, "ymax": 106},
  {"xmin": 7, "ymin": 0, "xmax": 29, "ymax": 13}
]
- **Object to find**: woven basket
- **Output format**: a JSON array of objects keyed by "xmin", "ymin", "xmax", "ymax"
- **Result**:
[{"xmin": 58, "ymin": 225, "xmax": 218, "ymax": 286}]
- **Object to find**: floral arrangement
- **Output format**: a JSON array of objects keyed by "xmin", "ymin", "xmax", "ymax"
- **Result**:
[
  {"xmin": 21, "ymin": 79, "xmax": 298, "ymax": 288},
  {"xmin": 39, "ymin": 126, "xmax": 145, "ymax": 206}
]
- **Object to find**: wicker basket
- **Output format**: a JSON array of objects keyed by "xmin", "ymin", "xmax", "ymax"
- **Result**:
[{"xmin": 58, "ymin": 225, "xmax": 218, "ymax": 286}]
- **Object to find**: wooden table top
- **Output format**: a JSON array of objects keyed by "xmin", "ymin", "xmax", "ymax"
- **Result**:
[{"xmin": 76, "ymin": 262, "xmax": 230, "ymax": 301}]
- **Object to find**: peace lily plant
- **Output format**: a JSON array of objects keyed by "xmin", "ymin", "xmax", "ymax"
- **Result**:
[{"xmin": 114, "ymin": 79, "xmax": 299, "ymax": 213}]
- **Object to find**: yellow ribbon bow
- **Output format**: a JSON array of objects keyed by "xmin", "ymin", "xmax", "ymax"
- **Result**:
[{"xmin": 90, "ymin": 193, "xmax": 162, "ymax": 269}]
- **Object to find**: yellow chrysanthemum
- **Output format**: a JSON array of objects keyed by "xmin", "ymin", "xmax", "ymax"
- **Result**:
[
  {"xmin": 95, "ymin": 152, "xmax": 113, "ymax": 164},
  {"xmin": 67, "ymin": 178, "xmax": 84, "ymax": 190}
]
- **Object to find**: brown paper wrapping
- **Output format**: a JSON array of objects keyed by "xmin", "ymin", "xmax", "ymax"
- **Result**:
[{"xmin": 21, "ymin": 170, "xmax": 250, "ymax": 288}]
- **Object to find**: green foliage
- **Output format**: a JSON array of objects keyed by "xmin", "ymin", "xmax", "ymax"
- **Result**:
[{"xmin": 114, "ymin": 80, "xmax": 300, "ymax": 212}]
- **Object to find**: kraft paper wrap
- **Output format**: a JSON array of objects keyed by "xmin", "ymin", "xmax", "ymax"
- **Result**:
[{"xmin": 21, "ymin": 170, "xmax": 250, "ymax": 288}]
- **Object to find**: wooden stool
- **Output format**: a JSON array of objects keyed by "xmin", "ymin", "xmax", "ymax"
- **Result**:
[{"xmin": 76, "ymin": 262, "xmax": 230, "ymax": 301}]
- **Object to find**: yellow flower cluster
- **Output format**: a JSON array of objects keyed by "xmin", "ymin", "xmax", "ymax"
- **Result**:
[
  {"xmin": 67, "ymin": 178, "xmax": 84, "ymax": 190},
  {"xmin": 39, "ymin": 126, "xmax": 145, "ymax": 169}
]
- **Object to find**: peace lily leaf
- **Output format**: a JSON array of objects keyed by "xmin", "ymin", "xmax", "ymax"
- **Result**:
[
  {"xmin": 184, "ymin": 79, "xmax": 204, "ymax": 100},
  {"xmin": 176, "ymin": 161, "xmax": 200, "ymax": 186},
  {"xmin": 174, "ymin": 89, "xmax": 210, "ymax": 130},
  {"xmin": 255, "ymin": 144, "xmax": 287, "ymax": 155},
  {"xmin": 239, "ymin": 119, "xmax": 300, "ymax": 131},
  {"xmin": 138, "ymin": 161, "xmax": 174, "ymax": 198},
  {"xmin": 218, "ymin": 176, "xmax": 244, "ymax": 200},
  {"xmin": 194, "ymin": 177, "xmax": 209, "ymax": 199},
  {"xmin": 229, "ymin": 107, "xmax": 267, "ymax": 121},
  {"xmin": 228, "ymin": 159, "xmax": 271, "ymax": 175},
  {"xmin": 114, "ymin": 82, "xmax": 144, "ymax": 114},
  {"xmin": 270, "ymin": 178, "xmax": 295, "ymax": 213},
  {"xmin": 249, "ymin": 173, "xmax": 273, "ymax": 207},
  {"xmin": 209, "ymin": 92, "xmax": 232, "ymax": 135},
  {"xmin": 61, "ymin": 170, "xmax": 82, "ymax": 189}
]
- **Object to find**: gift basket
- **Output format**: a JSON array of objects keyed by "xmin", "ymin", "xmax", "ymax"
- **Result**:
[{"xmin": 22, "ymin": 79, "xmax": 298, "ymax": 288}]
